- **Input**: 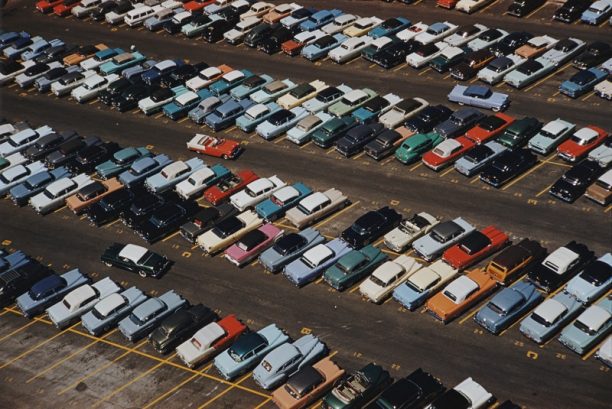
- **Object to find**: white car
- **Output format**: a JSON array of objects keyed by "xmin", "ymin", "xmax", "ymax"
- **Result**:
[
  {"xmin": 329, "ymin": 36, "xmax": 373, "ymax": 64},
  {"xmin": 384, "ymin": 212, "xmax": 440, "ymax": 253},
  {"xmin": 359, "ymin": 255, "xmax": 423, "ymax": 304},
  {"xmin": 0, "ymin": 60, "xmax": 35, "ymax": 86},
  {"xmin": 186, "ymin": 66, "xmax": 227, "ymax": 92},
  {"xmin": 412, "ymin": 218, "xmax": 475, "ymax": 261},
  {"xmin": 0, "ymin": 152, "xmax": 27, "ymax": 172},
  {"xmin": 427, "ymin": 378, "xmax": 493, "ymax": 408},
  {"xmin": 46, "ymin": 277, "xmax": 121, "ymax": 329},
  {"xmin": 14, "ymin": 61, "xmax": 63, "ymax": 88},
  {"xmin": 595, "ymin": 79, "xmax": 612, "ymax": 100},
  {"xmin": 467, "ymin": 28, "xmax": 508, "ymax": 52},
  {"xmin": 396, "ymin": 22, "xmax": 428, "ymax": 42},
  {"xmin": 124, "ymin": 4, "xmax": 163, "ymax": 27},
  {"xmin": 322, "ymin": 14, "xmax": 359, "ymax": 35},
  {"xmin": 106, "ymin": 3, "xmax": 142, "ymax": 24},
  {"xmin": 477, "ymin": 54, "xmax": 526, "ymax": 85},
  {"xmin": 301, "ymin": 84, "xmax": 352, "ymax": 114},
  {"xmin": 0, "ymin": 125, "xmax": 53, "ymax": 158},
  {"xmin": 277, "ymin": 80, "xmax": 327, "ymax": 109},
  {"xmin": 406, "ymin": 42, "xmax": 448, "ymax": 69},
  {"xmin": 175, "ymin": 166, "xmax": 222, "ymax": 199},
  {"xmin": 230, "ymin": 175, "xmax": 286, "ymax": 211},
  {"xmin": 224, "ymin": 16, "xmax": 261, "ymax": 44},
  {"xmin": 588, "ymin": 137, "xmax": 612, "ymax": 167},
  {"xmin": 197, "ymin": 210, "xmax": 263, "ymax": 254},
  {"xmin": 0, "ymin": 161, "xmax": 46, "ymax": 196},
  {"xmin": 343, "ymin": 16, "xmax": 383, "ymax": 37},
  {"xmin": 286, "ymin": 112, "xmax": 333, "ymax": 144},
  {"xmin": 414, "ymin": 21, "xmax": 458, "ymax": 45},
  {"xmin": 395, "ymin": 260, "xmax": 460, "ymax": 309},
  {"xmin": 71, "ymin": 73, "xmax": 120, "ymax": 103},
  {"xmin": 29, "ymin": 174, "xmax": 94, "ymax": 214},
  {"xmin": 378, "ymin": 98, "xmax": 429, "ymax": 129},
  {"xmin": 541, "ymin": 37, "xmax": 586, "ymax": 67},
  {"xmin": 240, "ymin": 1, "xmax": 273, "ymax": 20},
  {"xmin": 144, "ymin": 158, "xmax": 204, "ymax": 193},
  {"xmin": 444, "ymin": 24, "xmax": 487, "ymax": 47},
  {"xmin": 455, "ymin": 0, "xmax": 496, "ymax": 13},
  {"xmin": 203, "ymin": 0, "xmax": 230, "ymax": 15},
  {"xmin": 285, "ymin": 188, "xmax": 348, "ymax": 229},
  {"xmin": 595, "ymin": 336, "xmax": 612, "ymax": 367},
  {"xmin": 72, "ymin": 0, "xmax": 102, "ymax": 17},
  {"xmin": 51, "ymin": 69, "xmax": 96, "ymax": 97},
  {"xmin": 250, "ymin": 79, "xmax": 297, "ymax": 104}
]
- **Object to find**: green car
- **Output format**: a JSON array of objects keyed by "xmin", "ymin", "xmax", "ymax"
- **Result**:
[
  {"xmin": 497, "ymin": 117, "xmax": 542, "ymax": 149},
  {"xmin": 311, "ymin": 116, "xmax": 357, "ymax": 149},
  {"xmin": 327, "ymin": 88, "xmax": 377, "ymax": 117},
  {"xmin": 394, "ymin": 132, "xmax": 445, "ymax": 164},
  {"xmin": 323, "ymin": 245, "xmax": 388, "ymax": 291},
  {"xmin": 321, "ymin": 362, "xmax": 392, "ymax": 409},
  {"xmin": 0, "ymin": 157, "xmax": 9, "ymax": 171}
]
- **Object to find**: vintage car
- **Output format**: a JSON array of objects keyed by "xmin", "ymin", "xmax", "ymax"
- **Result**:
[
  {"xmin": 65, "ymin": 178, "xmax": 123, "ymax": 214},
  {"xmin": 321, "ymin": 363, "xmax": 392, "ymax": 409},
  {"xmin": 427, "ymin": 378, "xmax": 493, "ymax": 409},
  {"xmin": 392, "ymin": 260, "xmax": 459, "ymax": 310},
  {"xmin": 236, "ymin": 102, "xmax": 282, "ymax": 133},
  {"xmin": 0, "ymin": 161, "xmax": 47, "ymax": 197},
  {"xmin": 30, "ymin": 174, "xmax": 94, "ymax": 215},
  {"xmin": 286, "ymin": 112, "xmax": 333, "ymax": 145},
  {"xmin": 283, "ymin": 239, "xmax": 352, "ymax": 287},
  {"xmin": 203, "ymin": 170, "xmax": 259, "ymax": 206},
  {"xmin": 484, "ymin": 238, "xmax": 546, "ymax": 284},
  {"xmin": 558, "ymin": 296, "xmax": 611, "ymax": 355},
  {"xmin": 369, "ymin": 368, "xmax": 444, "ymax": 409},
  {"xmin": 585, "ymin": 169, "xmax": 612, "ymax": 206},
  {"xmin": 520, "ymin": 291, "xmax": 584, "ymax": 344},
  {"xmin": 81, "ymin": 287, "xmax": 148, "ymax": 336},
  {"xmin": 384, "ymin": 212, "xmax": 440, "ymax": 253},
  {"xmin": 9, "ymin": 167, "xmax": 71, "ymax": 207},
  {"xmin": 258, "ymin": 228, "xmax": 326, "ymax": 274},
  {"xmin": 250, "ymin": 79, "xmax": 297, "ymax": 104},
  {"xmin": 144, "ymin": 158, "xmax": 205, "ymax": 193},
  {"xmin": 224, "ymin": 224, "xmax": 283, "ymax": 267},
  {"xmin": 565, "ymin": 253, "xmax": 612, "ymax": 304},
  {"xmin": 447, "ymin": 84, "xmax": 509, "ymax": 112},
  {"xmin": 285, "ymin": 189, "xmax": 348, "ymax": 229},
  {"xmin": 118, "ymin": 154, "xmax": 172, "ymax": 187},
  {"xmin": 479, "ymin": 148, "xmax": 538, "ymax": 187},
  {"xmin": 359, "ymin": 255, "xmax": 424, "ymax": 304},
  {"xmin": 175, "ymin": 164, "xmax": 231, "ymax": 199},
  {"xmin": 557, "ymin": 126, "xmax": 608, "ymax": 162},
  {"xmin": 503, "ymin": 57, "xmax": 556, "ymax": 89},
  {"xmin": 454, "ymin": 141, "xmax": 507, "ymax": 177},
  {"xmin": 230, "ymin": 175, "xmax": 286, "ymax": 211},
  {"xmin": 413, "ymin": 218, "xmax": 475, "ymax": 261},
  {"xmin": 0, "ymin": 261, "xmax": 55, "ymax": 308},
  {"xmin": 197, "ymin": 210, "xmax": 263, "ymax": 255},
  {"xmin": 101, "ymin": 242, "xmax": 171, "ymax": 278},
  {"xmin": 148, "ymin": 304, "xmax": 217, "ymax": 354},
  {"xmin": 95, "ymin": 147, "xmax": 152, "ymax": 179},
  {"xmin": 441, "ymin": 226, "xmax": 510, "ymax": 270},
  {"xmin": 477, "ymin": 54, "xmax": 526, "ymax": 85},
  {"xmin": 323, "ymin": 245, "xmax": 388, "ymax": 291}
]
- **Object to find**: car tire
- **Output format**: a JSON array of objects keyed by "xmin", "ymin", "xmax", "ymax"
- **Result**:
[
  {"xmin": 139, "ymin": 270, "xmax": 148, "ymax": 278},
  {"xmin": 492, "ymin": 107, "xmax": 500, "ymax": 112},
  {"xmin": 222, "ymin": 154, "xmax": 228, "ymax": 160},
  {"xmin": 104, "ymin": 262, "xmax": 113, "ymax": 267}
]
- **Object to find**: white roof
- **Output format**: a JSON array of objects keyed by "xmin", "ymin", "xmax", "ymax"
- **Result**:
[
  {"xmin": 436, "ymin": 139, "xmax": 462, "ymax": 154},
  {"xmin": 64, "ymin": 284, "xmax": 95, "ymax": 309},
  {"xmin": 155, "ymin": 60, "xmax": 176, "ymax": 71},
  {"xmin": 342, "ymin": 37, "xmax": 366, "ymax": 48},
  {"xmin": 354, "ymin": 17, "xmax": 375, "ymax": 27},
  {"xmin": 573, "ymin": 127, "xmax": 599, "ymax": 143},
  {"xmin": 441, "ymin": 46, "xmax": 464, "ymax": 59},
  {"xmin": 299, "ymin": 191, "xmax": 329, "ymax": 212},
  {"xmin": 344, "ymin": 89, "xmax": 367, "ymax": 103},
  {"xmin": 409, "ymin": 267, "xmax": 440, "ymax": 291},
  {"xmin": 118, "ymin": 244, "xmax": 148, "ymax": 263},
  {"xmin": 162, "ymin": 161, "xmax": 189, "ymax": 177},
  {"xmin": 577, "ymin": 305, "xmax": 611, "ymax": 332},
  {"xmin": 272, "ymin": 186, "xmax": 299, "ymax": 202},
  {"xmin": 94, "ymin": 293, "xmax": 126, "ymax": 317},
  {"xmin": 543, "ymin": 247, "xmax": 579, "ymax": 274},
  {"xmin": 598, "ymin": 169, "xmax": 612, "ymax": 185},
  {"xmin": 444, "ymin": 275, "xmax": 478, "ymax": 302},
  {"xmin": 295, "ymin": 31, "xmax": 316, "ymax": 42},
  {"xmin": 542, "ymin": 120, "xmax": 568, "ymax": 135},
  {"xmin": 191, "ymin": 167, "xmax": 215, "ymax": 182},
  {"xmin": 175, "ymin": 91, "xmax": 198, "ymax": 105},
  {"xmin": 528, "ymin": 36, "xmax": 551, "ymax": 48},
  {"xmin": 373, "ymin": 261, "xmax": 404, "ymax": 282},
  {"xmin": 237, "ymin": 16, "xmax": 260, "ymax": 28},
  {"xmin": 533, "ymin": 299, "xmax": 566, "ymax": 324},
  {"xmin": 248, "ymin": 177, "xmax": 273, "ymax": 193},
  {"xmin": 46, "ymin": 178, "xmax": 74, "ymax": 196},
  {"xmin": 201, "ymin": 66, "xmax": 222, "ymax": 79},
  {"xmin": 335, "ymin": 14, "xmax": 356, "ymax": 24},
  {"xmin": 246, "ymin": 104, "xmax": 268, "ymax": 117},
  {"xmin": 193, "ymin": 322, "xmax": 225, "ymax": 349},
  {"xmin": 371, "ymin": 36, "xmax": 393, "ymax": 48},
  {"xmin": 303, "ymin": 244, "xmax": 333, "ymax": 266},
  {"xmin": 222, "ymin": 70, "xmax": 244, "ymax": 82}
]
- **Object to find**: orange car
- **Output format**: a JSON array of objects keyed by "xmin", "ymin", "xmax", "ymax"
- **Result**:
[
  {"xmin": 262, "ymin": 3, "xmax": 297, "ymax": 24},
  {"xmin": 464, "ymin": 113, "xmax": 515, "ymax": 145},
  {"xmin": 425, "ymin": 269, "xmax": 498, "ymax": 323},
  {"xmin": 515, "ymin": 36, "xmax": 557, "ymax": 59},
  {"xmin": 66, "ymin": 178, "xmax": 123, "ymax": 214},
  {"xmin": 63, "ymin": 44, "xmax": 108, "ymax": 66},
  {"xmin": 272, "ymin": 357, "xmax": 345, "ymax": 409}
]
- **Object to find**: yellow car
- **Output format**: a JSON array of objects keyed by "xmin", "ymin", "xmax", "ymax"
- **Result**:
[
  {"xmin": 343, "ymin": 16, "xmax": 382, "ymax": 38},
  {"xmin": 277, "ymin": 80, "xmax": 327, "ymax": 109}
]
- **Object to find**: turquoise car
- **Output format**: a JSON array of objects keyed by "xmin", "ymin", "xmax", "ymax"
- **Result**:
[
  {"xmin": 236, "ymin": 102, "xmax": 281, "ymax": 132},
  {"xmin": 99, "ymin": 51, "xmax": 146, "ymax": 75},
  {"xmin": 208, "ymin": 69, "xmax": 254, "ymax": 96},
  {"xmin": 394, "ymin": 132, "xmax": 445, "ymax": 164},
  {"xmin": 163, "ymin": 89, "xmax": 212, "ymax": 120},
  {"xmin": 323, "ymin": 245, "xmax": 388, "ymax": 291},
  {"xmin": 230, "ymin": 74, "xmax": 273, "ymax": 100},
  {"xmin": 255, "ymin": 183, "xmax": 312, "ymax": 221},
  {"xmin": 558, "ymin": 295, "xmax": 611, "ymax": 355},
  {"xmin": 95, "ymin": 146, "xmax": 152, "ymax": 179}
]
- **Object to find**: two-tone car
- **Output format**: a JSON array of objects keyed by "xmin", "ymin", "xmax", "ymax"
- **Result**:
[{"xmin": 81, "ymin": 286, "xmax": 148, "ymax": 336}]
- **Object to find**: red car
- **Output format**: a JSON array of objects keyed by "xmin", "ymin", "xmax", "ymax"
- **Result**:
[
  {"xmin": 557, "ymin": 125, "xmax": 608, "ymax": 162},
  {"xmin": 36, "ymin": 0, "xmax": 63, "ymax": 13},
  {"xmin": 203, "ymin": 169, "xmax": 259, "ymax": 205},
  {"xmin": 53, "ymin": 0, "xmax": 81, "ymax": 16},
  {"xmin": 186, "ymin": 134, "xmax": 242, "ymax": 159},
  {"xmin": 422, "ymin": 136, "xmax": 475, "ymax": 171},
  {"xmin": 464, "ymin": 113, "xmax": 515, "ymax": 145},
  {"xmin": 183, "ymin": 0, "xmax": 216, "ymax": 14},
  {"xmin": 442, "ymin": 225, "xmax": 510, "ymax": 270},
  {"xmin": 437, "ymin": 0, "xmax": 459, "ymax": 8}
]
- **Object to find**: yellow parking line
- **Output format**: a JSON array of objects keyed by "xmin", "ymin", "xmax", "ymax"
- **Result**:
[
  {"xmin": 392, "ymin": 63, "xmax": 407, "ymax": 72},
  {"xmin": 225, "ymin": 125, "xmax": 237, "ymax": 134},
  {"xmin": 197, "ymin": 372, "xmax": 252, "ymax": 409},
  {"xmin": 368, "ymin": 63, "xmax": 376, "ymax": 69},
  {"xmin": 479, "ymin": 0, "xmax": 500, "ymax": 13},
  {"xmin": 417, "ymin": 68, "xmax": 431, "ymax": 76},
  {"xmin": 298, "ymin": 141, "xmax": 312, "ymax": 149},
  {"xmin": 469, "ymin": 176, "xmax": 480, "ymax": 184},
  {"xmin": 92, "ymin": 353, "xmax": 177, "ymax": 408},
  {"xmin": 142, "ymin": 363, "xmax": 214, "ymax": 409},
  {"xmin": 349, "ymin": 283, "xmax": 362, "ymax": 293},
  {"xmin": 458, "ymin": 295, "xmax": 493, "ymax": 325},
  {"xmin": 599, "ymin": 19, "xmax": 609, "ymax": 27},
  {"xmin": 410, "ymin": 162, "xmax": 422, "ymax": 172},
  {"xmin": 535, "ymin": 183, "xmax": 553, "ymax": 198},
  {"xmin": 314, "ymin": 200, "xmax": 360, "ymax": 229},
  {"xmin": 0, "ymin": 322, "xmax": 79, "ymax": 370},
  {"xmin": 380, "ymin": 156, "xmax": 395, "ymax": 166},
  {"xmin": 52, "ymin": 205, "xmax": 67, "ymax": 214},
  {"xmin": 274, "ymin": 136, "xmax": 287, "ymax": 144},
  {"xmin": 26, "ymin": 329, "xmax": 118, "ymax": 383},
  {"xmin": 499, "ymin": 307, "xmax": 538, "ymax": 336},
  {"xmin": 605, "ymin": 204, "xmax": 612, "ymax": 213},
  {"xmin": 501, "ymin": 158, "xmax": 549, "ymax": 191},
  {"xmin": 524, "ymin": 63, "xmax": 571, "ymax": 92},
  {"xmin": 315, "ymin": 277, "xmax": 324, "ymax": 284},
  {"xmin": 439, "ymin": 167, "xmax": 455, "ymax": 177},
  {"xmin": 582, "ymin": 338, "xmax": 607, "ymax": 360},
  {"xmin": 87, "ymin": 99, "xmax": 98, "ymax": 105},
  {"xmin": 443, "ymin": 73, "xmax": 451, "ymax": 80},
  {"xmin": 581, "ymin": 91, "xmax": 595, "ymax": 101},
  {"xmin": 178, "ymin": 117, "xmax": 189, "ymax": 123},
  {"xmin": 524, "ymin": 3, "xmax": 548, "ymax": 18},
  {"xmin": 253, "ymin": 397, "xmax": 272, "ymax": 409},
  {"xmin": 352, "ymin": 152, "xmax": 366, "ymax": 160},
  {"xmin": 162, "ymin": 231, "xmax": 180, "ymax": 242},
  {"xmin": 0, "ymin": 320, "xmax": 39, "ymax": 343},
  {"xmin": 154, "ymin": 112, "xmax": 164, "ymax": 119},
  {"xmin": 326, "ymin": 147, "xmax": 336, "ymax": 154}
]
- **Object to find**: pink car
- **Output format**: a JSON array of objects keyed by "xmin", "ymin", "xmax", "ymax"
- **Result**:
[{"xmin": 224, "ymin": 224, "xmax": 283, "ymax": 267}]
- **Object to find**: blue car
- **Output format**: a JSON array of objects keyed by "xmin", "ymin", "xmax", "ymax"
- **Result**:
[
  {"xmin": 299, "ymin": 9, "xmax": 343, "ymax": 31},
  {"xmin": 3, "ymin": 35, "xmax": 41, "ymax": 59},
  {"xmin": 368, "ymin": 17, "xmax": 411, "ymax": 39},
  {"xmin": 118, "ymin": 154, "xmax": 173, "ymax": 187},
  {"xmin": 144, "ymin": 157, "xmax": 205, "ymax": 193},
  {"xmin": 236, "ymin": 102, "xmax": 281, "ymax": 133},
  {"xmin": 559, "ymin": 67, "xmax": 608, "ymax": 98},
  {"xmin": 163, "ymin": 89, "xmax": 212, "ymax": 120},
  {"xmin": 447, "ymin": 84, "xmax": 510, "ymax": 112},
  {"xmin": 581, "ymin": 0, "xmax": 612, "ymax": 25},
  {"xmin": 141, "ymin": 59, "xmax": 184, "ymax": 85},
  {"xmin": 94, "ymin": 147, "xmax": 152, "ymax": 180},
  {"xmin": 15, "ymin": 268, "xmax": 90, "ymax": 318},
  {"xmin": 255, "ymin": 183, "xmax": 312, "ymax": 221},
  {"xmin": 230, "ymin": 74, "xmax": 273, "ymax": 100},
  {"xmin": 474, "ymin": 281, "xmax": 543, "ymax": 335},
  {"xmin": 8, "ymin": 167, "xmax": 71, "ymax": 206},
  {"xmin": 205, "ymin": 98, "xmax": 255, "ymax": 131},
  {"xmin": 21, "ymin": 38, "xmax": 64, "ymax": 61},
  {"xmin": 565, "ymin": 253, "xmax": 612, "ymax": 305},
  {"xmin": 188, "ymin": 94, "xmax": 231, "ymax": 125},
  {"xmin": 283, "ymin": 238, "xmax": 352, "ymax": 287},
  {"xmin": 99, "ymin": 51, "xmax": 147, "ymax": 75},
  {"xmin": 0, "ymin": 250, "xmax": 29, "ymax": 274},
  {"xmin": 214, "ymin": 323, "xmax": 290, "ymax": 380},
  {"xmin": 208, "ymin": 69, "xmax": 254, "ymax": 96},
  {"xmin": 0, "ymin": 31, "xmax": 30, "ymax": 50},
  {"xmin": 122, "ymin": 59, "xmax": 157, "ymax": 80},
  {"xmin": 81, "ymin": 286, "xmax": 148, "ymax": 336},
  {"xmin": 302, "ymin": 33, "xmax": 347, "ymax": 61}
]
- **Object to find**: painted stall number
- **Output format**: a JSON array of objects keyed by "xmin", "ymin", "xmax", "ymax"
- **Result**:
[
  {"xmin": 181, "ymin": 251, "xmax": 191, "ymax": 258},
  {"xmin": 527, "ymin": 351, "xmax": 538, "ymax": 360},
  {"xmin": 300, "ymin": 327, "xmax": 312, "ymax": 335},
  {"xmin": 1, "ymin": 240, "xmax": 12, "ymax": 246},
  {"xmin": 353, "ymin": 352, "xmax": 362, "ymax": 358}
]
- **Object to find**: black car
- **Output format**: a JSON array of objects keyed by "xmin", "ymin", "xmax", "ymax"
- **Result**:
[
  {"xmin": 148, "ymin": 304, "xmax": 217, "ymax": 354},
  {"xmin": 68, "ymin": 141, "xmax": 120, "ymax": 173},
  {"xmin": 507, "ymin": 0, "xmax": 546, "ymax": 17},
  {"xmin": 480, "ymin": 149, "xmax": 537, "ymax": 188},
  {"xmin": 90, "ymin": 1, "xmax": 122, "ymax": 21},
  {"xmin": 160, "ymin": 62, "xmax": 208, "ymax": 88},
  {"xmin": 335, "ymin": 123, "xmax": 385, "ymax": 157},
  {"xmin": 34, "ymin": 44, "xmax": 76, "ymax": 64},
  {"xmin": 572, "ymin": 42, "xmax": 612, "ymax": 70},
  {"xmin": 549, "ymin": 160, "xmax": 605, "ymax": 203},
  {"xmin": 498, "ymin": 401, "xmax": 522, "ymax": 409},
  {"xmin": 449, "ymin": 49, "xmax": 494, "ymax": 81},
  {"xmin": 179, "ymin": 203, "xmax": 238, "ymax": 243},
  {"xmin": 341, "ymin": 206, "xmax": 402, "ymax": 249},
  {"xmin": 490, "ymin": 32, "xmax": 533, "ymax": 57},
  {"xmin": 404, "ymin": 104, "xmax": 453, "ymax": 134},
  {"xmin": 0, "ymin": 261, "xmax": 54, "ymax": 308},
  {"xmin": 120, "ymin": 191, "xmax": 181, "ymax": 227},
  {"xmin": 86, "ymin": 186, "xmax": 143, "ymax": 226},
  {"xmin": 355, "ymin": 96, "xmax": 391, "ymax": 124},
  {"xmin": 428, "ymin": 385, "xmax": 481, "ymax": 409},
  {"xmin": 374, "ymin": 40, "xmax": 419, "ymax": 69},
  {"xmin": 44, "ymin": 135, "xmax": 101, "ymax": 169},
  {"xmin": 244, "ymin": 23, "xmax": 276, "ymax": 48},
  {"xmin": 257, "ymin": 26, "xmax": 295, "ymax": 54},
  {"xmin": 23, "ymin": 130, "xmax": 78, "ymax": 161},
  {"xmin": 34, "ymin": 67, "xmax": 71, "ymax": 92},
  {"xmin": 113, "ymin": 83, "xmax": 156, "ymax": 112},
  {"xmin": 364, "ymin": 129, "xmax": 404, "ymax": 160},
  {"xmin": 202, "ymin": 18, "xmax": 238, "ymax": 43},
  {"xmin": 99, "ymin": 77, "xmax": 135, "ymax": 105},
  {"xmin": 324, "ymin": 363, "xmax": 392, "ymax": 408},
  {"xmin": 164, "ymin": 14, "xmax": 194, "ymax": 34},
  {"xmin": 101, "ymin": 242, "xmax": 171, "ymax": 278},
  {"xmin": 134, "ymin": 200, "xmax": 200, "ymax": 243},
  {"xmin": 527, "ymin": 241, "xmax": 594, "ymax": 293},
  {"xmin": 367, "ymin": 368, "xmax": 445, "ymax": 409},
  {"xmin": 216, "ymin": 0, "xmax": 250, "ymax": 20},
  {"xmin": 553, "ymin": 0, "xmax": 592, "ymax": 23}
]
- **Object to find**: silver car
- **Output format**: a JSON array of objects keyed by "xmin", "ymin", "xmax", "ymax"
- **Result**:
[
  {"xmin": 412, "ymin": 217, "xmax": 475, "ymax": 261},
  {"xmin": 454, "ymin": 141, "xmax": 506, "ymax": 177},
  {"xmin": 81, "ymin": 287, "xmax": 148, "ymax": 336},
  {"xmin": 520, "ymin": 291, "xmax": 584, "ymax": 344}
]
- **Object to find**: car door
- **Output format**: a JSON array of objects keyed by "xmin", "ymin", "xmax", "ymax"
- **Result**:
[{"xmin": 120, "ymin": 256, "xmax": 136, "ymax": 272}]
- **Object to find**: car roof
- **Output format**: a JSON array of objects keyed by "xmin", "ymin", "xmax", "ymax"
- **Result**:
[
  {"xmin": 118, "ymin": 244, "xmax": 148, "ymax": 263},
  {"xmin": 374, "ymin": 261, "xmax": 404, "ymax": 281},
  {"xmin": 445, "ymin": 275, "xmax": 479, "ymax": 299},
  {"xmin": 64, "ymin": 284, "xmax": 95, "ymax": 307},
  {"xmin": 577, "ymin": 304, "xmax": 611, "ymax": 331},
  {"xmin": 47, "ymin": 178, "xmax": 75, "ymax": 195},
  {"xmin": 543, "ymin": 247, "xmax": 579, "ymax": 274},
  {"xmin": 248, "ymin": 177, "xmax": 274, "ymax": 192},
  {"xmin": 542, "ymin": 120, "xmax": 569, "ymax": 135},
  {"xmin": 459, "ymin": 231, "xmax": 490, "ymax": 253},
  {"xmin": 246, "ymin": 104, "xmax": 268, "ymax": 117},
  {"xmin": 573, "ymin": 127, "xmax": 599, "ymax": 142},
  {"xmin": 343, "ymin": 89, "xmax": 367, "ymax": 102},
  {"xmin": 286, "ymin": 366, "xmax": 324, "ymax": 396},
  {"xmin": 273, "ymin": 185, "xmax": 299, "ymax": 202},
  {"xmin": 533, "ymin": 298, "xmax": 567, "ymax": 323},
  {"xmin": 299, "ymin": 192, "xmax": 329, "ymax": 212},
  {"xmin": 303, "ymin": 244, "xmax": 334, "ymax": 265},
  {"xmin": 94, "ymin": 293, "xmax": 126, "ymax": 316},
  {"xmin": 222, "ymin": 70, "xmax": 244, "ymax": 82},
  {"xmin": 175, "ymin": 91, "xmax": 198, "ymax": 105},
  {"xmin": 432, "ymin": 220, "xmax": 463, "ymax": 238}
]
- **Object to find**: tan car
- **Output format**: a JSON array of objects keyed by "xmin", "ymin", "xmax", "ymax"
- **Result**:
[
  {"xmin": 272, "ymin": 357, "xmax": 345, "ymax": 409},
  {"xmin": 285, "ymin": 188, "xmax": 348, "ymax": 229},
  {"xmin": 585, "ymin": 169, "xmax": 612, "ymax": 206},
  {"xmin": 65, "ymin": 178, "xmax": 123, "ymax": 214},
  {"xmin": 262, "ymin": 3, "xmax": 299, "ymax": 24},
  {"xmin": 485, "ymin": 238, "xmax": 546, "ymax": 284},
  {"xmin": 63, "ymin": 44, "xmax": 108, "ymax": 66},
  {"xmin": 515, "ymin": 35, "xmax": 558, "ymax": 59}
]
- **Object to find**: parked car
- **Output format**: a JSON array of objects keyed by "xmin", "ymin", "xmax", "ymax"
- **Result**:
[
  {"xmin": 554, "ymin": 0, "xmax": 592, "ymax": 23},
  {"xmin": 135, "ymin": 200, "xmax": 200, "ymax": 243},
  {"xmin": 335, "ymin": 123, "xmax": 385, "ymax": 157},
  {"xmin": 403, "ymin": 104, "xmax": 452, "ymax": 135},
  {"xmin": 0, "ymin": 261, "xmax": 54, "ymax": 308},
  {"xmin": 595, "ymin": 336, "xmax": 612, "ymax": 367},
  {"xmin": 259, "ymin": 228, "xmax": 326, "ymax": 273},
  {"xmin": 528, "ymin": 241, "xmax": 594, "ymax": 293},
  {"xmin": 311, "ymin": 116, "xmax": 358, "ymax": 148},
  {"xmin": 490, "ymin": 31, "xmax": 533, "ymax": 57},
  {"xmin": 557, "ymin": 126, "xmax": 608, "ymax": 162},
  {"xmin": 224, "ymin": 224, "xmax": 283, "ymax": 267},
  {"xmin": 9, "ymin": 167, "xmax": 71, "ymax": 207},
  {"xmin": 422, "ymin": 136, "xmax": 475, "ymax": 171},
  {"xmin": 383, "ymin": 212, "xmax": 440, "ymax": 253},
  {"xmin": 285, "ymin": 188, "xmax": 348, "ymax": 229},
  {"xmin": 520, "ymin": 291, "xmax": 584, "ymax": 344},
  {"xmin": 81, "ymin": 286, "xmax": 148, "ymax": 336},
  {"xmin": 283, "ymin": 238, "xmax": 352, "ymax": 287},
  {"xmin": 442, "ymin": 226, "xmax": 509, "ymax": 270},
  {"xmin": 573, "ymin": 42, "xmax": 611, "ymax": 70},
  {"xmin": 434, "ymin": 107, "xmax": 484, "ymax": 139},
  {"xmin": 197, "ymin": 210, "xmax": 263, "ymax": 255},
  {"xmin": 413, "ymin": 218, "xmax": 475, "ymax": 261},
  {"xmin": 581, "ymin": 0, "xmax": 612, "ymax": 24},
  {"xmin": 559, "ymin": 67, "xmax": 608, "ymax": 98},
  {"xmin": 188, "ymin": 95, "xmax": 231, "ymax": 125},
  {"xmin": 541, "ymin": 37, "xmax": 586, "ymax": 66},
  {"xmin": 454, "ymin": 141, "xmax": 506, "ymax": 177},
  {"xmin": 95, "ymin": 147, "xmax": 151, "ymax": 180},
  {"xmin": 558, "ymin": 295, "xmax": 611, "ymax": 355},
  {"xmin": 179, "ymin": 203, "xmax": 238, "ymax": 243},
  {"xmin": 340, "ymin": 206, "xmax": 402, "ymax": 249},
  {"xmin": 144, "ymin": 158, "xmax": 205, "ymax": 194},
  {"xmin": 71, "ymin": 73, "xmax": 120, "ymax": 103},
  {"xmin": 507, "ymin": 0, "xmax": 546, "ymax": 16},
  {"xmin": 369, "ymin": 368, "xmax": 444, "ymax": 409},
  {"xmin": 477, "ymin": 55, "xmax": 526, "ymax": 85},
  {"xmin": 528, "ymin": 118, "xmax": 576, "ymax": 155},
  {"xmin": 360, "ymin": 255, "xmax": 425, "ymax": 304},
  {"xmin": 148, "ymin": 304, "xmax": 217, "ymax": 354},
  {"xmin": 286, "ymin": 112, "xmax": 333, "ymax": 145},
  {"xmin": 497, "ymin": 117, "xmax": 542, "ymax": 149},
  {"xmin": 230, "ymin": 175, "xmax": 286, "ymax": 211},
  {"xmin": 323, "ymin": 245, "xmax": 388, "ymax": 291},
  {"xmin": 447, "ymin": 84, "xmax": 509, "ymax": 112},
  {"xmin": 101, "ymin": 242, "xmax": 171, "ymax": 278},
  {"xmin": 549, "ymin": 159, "xmax": 605, "ymax": 203},
  {"xmin": 0, "ymin": 161, "xmax": 47, "ymax": 197},
  {"xmin": 118, "ymin": 154, "xmax": 172, "ymax": 187},
  {"xmin": 467, "ymin": 28, "xmax": 508, "ymax": 52},
  {"xmin": 30, "ymin": 173, "xmax": 94, "ymax": 214},
  {"xmin": 480, "ymin": 148, "xmax": 538, "ymax": 188},
  {"xmin": 65, "ymin": 178, "xmax": 123, "ymax": 214},
  {"xmin": 588, "ymin": 136, "xmax": 612, "ymax": 167},
  {"xmin": 302, "ymin": 33, "xmax": 347, "ymax": 61},
  {"xmin": 485, "ymin": 238, "xmax": 546, "ymax": 284},
  {"xmin": 427, "ymin": 378, "xmax": 492, "ymax": 409}
]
